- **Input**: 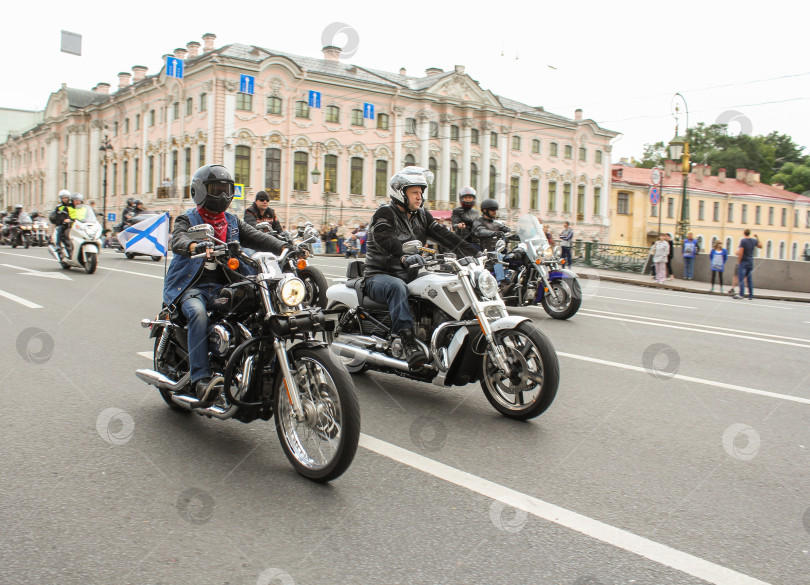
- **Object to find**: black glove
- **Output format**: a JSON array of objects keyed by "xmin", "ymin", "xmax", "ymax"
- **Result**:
[
  {"xmin": 193, "ymin": 241, "xmax": 214, "ymax": 255},
  {"xmin": 402, "ymin": 254, "xmax": 426, "ymax": 268}
]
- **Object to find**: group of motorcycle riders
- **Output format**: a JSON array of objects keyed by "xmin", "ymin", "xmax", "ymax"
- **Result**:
[{"xmin": 3, "ymin": 162, "xmax": 551, "ymax": 404}]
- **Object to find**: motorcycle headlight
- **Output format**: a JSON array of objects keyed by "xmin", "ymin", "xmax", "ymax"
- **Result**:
[
  {"xmin": 279, "ymin": 277, "xmax": 306, "ymax": 307},
  {"xmin": 477, "ymin": 270, "xmax": 498, "ymax": 299},
  {"xmin": 543, "ymin": 245, "xmax": 554, "ymax": 258}
]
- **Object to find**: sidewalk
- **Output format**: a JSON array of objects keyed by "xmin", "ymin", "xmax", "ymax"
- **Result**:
[{"xmin": 576, "ymin": 266, "xmax": 810, "ymax": 303}]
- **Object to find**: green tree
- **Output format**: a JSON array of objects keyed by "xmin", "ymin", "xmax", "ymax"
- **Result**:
[
  {"xmin": 771, "ymin": 161, "xmax": 810, "ymax": 195},
  {"xmin": 638, "ymin": 141, "xmax": 665, "ymax": 168}
]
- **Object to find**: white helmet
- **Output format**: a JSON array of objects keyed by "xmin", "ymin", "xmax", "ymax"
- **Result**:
[
  {"xmin": 58, "ymin": 189, "xmax": 71, "ymax": 199},
  {"xmin": 71, "ymin": 192, "xmax": 84, "ymax": 203},
  {"xmin": 389, "ymin": 166, "xmax": 434, "ymax": 206}
]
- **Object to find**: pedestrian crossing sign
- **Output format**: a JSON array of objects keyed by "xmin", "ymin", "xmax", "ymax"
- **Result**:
[{"xmin": 234, "ymin": 184, "xmax": 244, "ymax": 200}]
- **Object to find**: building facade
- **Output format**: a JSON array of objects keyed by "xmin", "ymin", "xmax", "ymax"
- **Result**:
[
  {"xmin": 609, "ymin": 163, "xmax": 810, "ymax": 260},
  {"xmin": 0, "ymin": 107, "xmax": 44, "ymax": 208},
  {"xmin": 0, "ymin": 33, "xmax": 618, "ymax": 236}
]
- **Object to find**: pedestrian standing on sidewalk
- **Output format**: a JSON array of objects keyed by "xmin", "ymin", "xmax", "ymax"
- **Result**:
[
  {"xmin": 682, "ymin": 232, "xmax": 699, "ymax": 280},
  {"xmin": 559, "ymin": 221, "xmax": 573, "ymax": 266},
  {"xmin": 650, "ymin": 233, "xmax": 670, "ymax": 284},
  {"xmin": 709, "ymin": 241, "xmax": 728, "ymax": 292},
  {"xmin": 665, "ymin": 234, "xmax": 675, "ymax": 280},
  {"xmin": 335, "ymin": 220, "xmax": 347, "ymax": 254},
  {"xmin": 734, "ymin": 229, "xmax": 761, "ymax": 300}
]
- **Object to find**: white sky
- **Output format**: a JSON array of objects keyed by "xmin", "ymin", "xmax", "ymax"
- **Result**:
[{"xmin": 4, "ymin": 0, "xmax": 808, "ymax": 163}]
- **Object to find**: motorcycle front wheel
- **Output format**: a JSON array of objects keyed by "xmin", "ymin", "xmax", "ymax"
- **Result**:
[
  {"xmin": 23, "ymin": 235, "xmax": 30, "ymax": 249},
  {"xmin": 84, "ymin": 252, "xmax": 97, "ymax": 274},
  {"xmin": 479, "ymin": 321, "xmax": 559, "ymax": 420},
  {"xmin": 274, "ymin": 347, "xmax": 360, "ymax": 482},
  {"xmin": 540, "ymin": 279, "xmax": 582, "ymax": 320}
]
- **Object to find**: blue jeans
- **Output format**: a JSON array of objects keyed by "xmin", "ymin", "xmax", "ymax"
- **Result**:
[
  {"xmin": 179, "ymin": 283, "xmax": 223, "ymax": 383},
  {"xmin": 683, "ymin": 256, "xmax": 695, "ymax": 279},
  {"xmin": 738, "ymin": 260, "xmax": 754, "ymax": 298},
  {"xmin": 365, "ymin": 273, "xmax": 413, "ymax": 333},
  {"xmin": 493, "ymin": 252, "xmax": 506, "ymax": 283},
  {"xmin": 561, "ymin": 245, "xmax": 572, "ymax": 266}
]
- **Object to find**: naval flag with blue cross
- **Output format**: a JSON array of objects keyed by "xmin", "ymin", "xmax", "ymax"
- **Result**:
[{"xmin": 117, "ymin": 213, "xmax": 170, "ymax": 256}]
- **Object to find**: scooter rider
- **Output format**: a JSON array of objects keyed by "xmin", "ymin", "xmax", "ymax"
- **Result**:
[
  {"xmin": 67, "ymin": 193, "xmax": 89, "ymax": 222},
  {"xmin": 50, "ymin": 190, "xmax": 73, "ymax": 255},
  {"xmin": 364, "ymin": 166, "xmax": 479, "ymax": 370},
  {"xmin": 451, "ymin": 186, "xmax": 478, "ymax": 244},
  {"xmin": 163, "ymin": 164, "xmax": 287, "ymax": 403},
  {"xmin": 472, "ymin": 198, "xmax": 510, "ymax": 285}
]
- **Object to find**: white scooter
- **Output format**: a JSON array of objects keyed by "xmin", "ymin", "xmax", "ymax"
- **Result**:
[{"xmin": 48, "ymin": 205, "xmax": 103, "ymax": 274}]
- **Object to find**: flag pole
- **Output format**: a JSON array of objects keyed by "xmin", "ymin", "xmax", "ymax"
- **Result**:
[{"xmin": 164, "ymin": 212, "xmax": 169, "ymax": 278}]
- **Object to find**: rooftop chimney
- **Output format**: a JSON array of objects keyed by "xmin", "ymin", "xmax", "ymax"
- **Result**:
[
  {"xmin": 718, "ymin": 168, "xmax": 726, "ymax": 182},
  {"xmin": 747, "ymin": 171, "xmax": 759, "ymax": 186},
  {"xmin": 663, "ymin": 159, "xmax": 676, "ymax": 176},
  {"xmin": 202, "ymin": 33, "xmax": 216, "ymax": 52},
  {"xmin": 773, "ymin": 182, "xmax": 785, "ymax": 190},
  {"xmin": 174, "ymin": 47, "xmax": 188, "ymax": 60},
  {"xmin": 132, "ymin": 65, "xmax": 148, "ymax": 83},
  {"xmin": 454, "ymin": 65, "xmax": 465, "ymax": 74},
  {"xmin": 186, "ymin": 41, "xmax": 201, "ymax": 58},
  {"xmin": 96, "ymin": 82, "xmax": 110, "ymax": 95},
  {"xmin": 694, "ymin": 164, "xmax": 704, "ymax": 181},
  {"xmin": 425, "ymin": 67, "xmax": 443, "ymax": 76},
  {"xmin": 399, "ymin": 67, "xmax": 407, "ymax": 76},
  {"xmin": 117, "ymin": 72, "xmax": 132, "ymax": 89},
  {"xmin": 574, "ymin": 108, "xmax": 583, "ymax": 121},
  {"xmin": 322, "ymin": 45, "xmax": 341, "ymax": 62},
  {"xmin": 736, "ymin": 168, "xmax": 748, "ymax": 183}
]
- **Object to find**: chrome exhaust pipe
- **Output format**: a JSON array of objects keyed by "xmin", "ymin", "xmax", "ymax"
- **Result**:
[
  {"xmin": 334, "ymin": 333, "xmax": 387, "ymax": 351},
  {"xmin": 135, "ymin": 369, "xmax": 189, "ymax": 392},
  {"xmin": 331, "ymin": 342, "xmax": 411, "ymax": 372}
]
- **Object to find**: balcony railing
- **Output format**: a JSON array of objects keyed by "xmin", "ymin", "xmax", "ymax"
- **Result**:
[{"xmin": 573, "ymin": 241, "xmax": 650, "ymax": 273}]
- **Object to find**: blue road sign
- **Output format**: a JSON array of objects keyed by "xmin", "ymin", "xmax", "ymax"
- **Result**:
[
  {"xmin": 108, "ymin": 213, "xmax": 116, "ymax": 222},
  {"xmin": 240, "ymin": 74, "xmax": 255, "ymax": 95},
  {"xmin": 308, "ymin": 90, "xmax": 321, "ymax": 109},
  {"xmin": 363, "ymin": 103, "xmax": 375, "ymax": 119},
  {"xmin": 650, "ymin": 187, "xmax": 660, "ymax": 205},
  {"xmin": 166, "ymin": 57, "xmax": 183, "ymax": 79}
]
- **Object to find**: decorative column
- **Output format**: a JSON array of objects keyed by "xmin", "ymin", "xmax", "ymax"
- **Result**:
[
  {"xmin": 393, "ymin": 106, "xmax": 404, "ymax": 169},
  {"xmin": 461, "ymin": 118, "xmax": 473, "ymax": 190},
  {"xmin": 89, "ymin": 121, "xmax": 103, "ymax": 200},
  {"xmin": 46, "ymin": 132, "xmax": 60, "ymax": 196},
  {"xmin": 223, "ymin": 82, "xmax": 237, "ymax": 174},
  {"xmin": 418, "ymin": 110, "xmax": 430, "ymax": 170},
  {"xmin": 481, "ymin": 122, "xmax": 492, "ymax": 196},
  {"xmin": 440, "ymin": 114, "xmax": 453, "ymax": 209},
  {"xmin": 499, "ymin": 125, "xmax": 509, "ymax": 208},
  {"xmin": 66, "ymin": 125, "xmax": 79, "ymax": 192}
]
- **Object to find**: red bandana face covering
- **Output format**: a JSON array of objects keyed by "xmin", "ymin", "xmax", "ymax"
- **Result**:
[{"xmin": 197, "ymin": 206, "xmax": 228, "ymax": 242}]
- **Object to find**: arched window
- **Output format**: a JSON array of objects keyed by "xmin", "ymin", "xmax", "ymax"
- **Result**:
[
  {"xmin": 404, "ymin": 153, "xmax": 415, "ymax": 166},
  {"xmin": 326, "ymin": 106, "xmax": 340, "ymax": 123},
  {"xmin": 324, "ymin": 154, "xmax": 338, "ymax": 194},
  {"xmin": 235, "ymin": 146, "xmax": 251, "ymax": 186},
  {"xmin": 779, "ymin": 241, "xmax": 785, "ymax": 259},
  {"xmin": 293, "ymin": 152, "xmax": 308, "ymax": 191},
  {"xmin": 264, "ymin": 148, "xmax": 281, "ymax": 196},
  {"xmin": 510, "ymin": 176, "xmax": 520, "ymax": 208},
  {"xmin": 792, "ymin": 242, "xmax": 798, "ymax": 260},
  {"xmin": 377, "ymin": 113, "xmax": 389, "ymax": 130},
  {"xmin": 470, "ymin": 162, "xmax": 478, "ymax": 191},
  {"xmin": 697, "ymin": 235, "xmax": 705, "ymax": 251},
  {"xmin": 766, "ymin": 240, "xmax": 773, "ymax": 258},
  {"xmin": 266, "ymin": 96, "xmax": 282, "ymax": 115},
  {"xmin": 725, "ymin": 237, "xmax": 733, "ymax": 252},
  {"xmin": 428, "ymin": 157, "xmax": 438, "ymax": 204},
  {"xmin": 489, "ymin": 165, "xmax": 497, "ymax": 198},
  {"xmin": 449, "ymin": 160, "xmax": 458, "ymax": 199},
  {"xmin": 530, "ymin": 178, "xmax": 539, "ymax": 209},
  {"xmin": 375, "ymin": 160, "xmax": 388, "ymax": 197}
]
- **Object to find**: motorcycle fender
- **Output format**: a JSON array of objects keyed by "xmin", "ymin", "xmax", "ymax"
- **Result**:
[
  {"xmin": 82, "ymin": 243, "xmax": 100, "ymax": 256},
  {"xmin": 445, "ymin": 327, "xmax": 469, "ymax": 369},
  {"xmin": 548, "ymin": 268, "xmax": 577, "ymax": 280},
  {"xmin": 289, "ymin": 339, "xmax": 328, "ymax": 353},
  {"xmin": 326, "ymin": 284, "xmax": 359, "ymax": 309},
  {"xmin": 489, "ymin": 315, "xmax": 530, "ymax": 332}
]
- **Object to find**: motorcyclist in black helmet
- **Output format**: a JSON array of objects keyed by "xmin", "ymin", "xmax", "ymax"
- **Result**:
[
  {"xmin": 450, "ymin": 186, "xmax": 478, "ymax": 244},
  {"xmin": 472, "ymin": 198, "xmax": 511, "ymax": 284},
  {"xmin": 162, "ymin": 164, "xmax": 286, "ymax": 403},
  {"xmin": 119, "ymin": 197, "xmax": 136, "ymax": 231},
  {"xmin": 364, "ymin": 166, "xmax": 479, "ymax": 370}
]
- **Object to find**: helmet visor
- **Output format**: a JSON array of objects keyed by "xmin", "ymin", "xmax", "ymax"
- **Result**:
[{"xmin": 207, "ymin": 181, "xmax": 234, "ymax": 197}]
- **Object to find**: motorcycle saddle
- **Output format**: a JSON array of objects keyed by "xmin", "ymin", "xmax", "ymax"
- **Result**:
[{"xmin": 343, "ymin": 261, "xmax": 388, "ymax": 311}]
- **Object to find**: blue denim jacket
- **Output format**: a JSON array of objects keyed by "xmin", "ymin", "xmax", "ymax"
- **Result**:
[{"xmin": 163, "ymin": 208, "xmax": 241, "ymax": 307}]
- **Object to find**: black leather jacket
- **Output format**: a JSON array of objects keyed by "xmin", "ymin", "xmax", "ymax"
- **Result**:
[
  {"xmin": 472, "ymin": 214, "xmax": 510, "ymax": 252},
  {"xmin": 450, "ymin": 206, "xmax": 477, "ymax": 241},
  {"xmin": 365, "ymin": 203, "xmax": 478, "ymax": 281},
  {"xmin": 244, "ymin": 203, "xmax": 282, "ymax": 232}
]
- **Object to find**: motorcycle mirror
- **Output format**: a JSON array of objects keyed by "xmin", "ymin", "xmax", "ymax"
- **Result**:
[
  {"xmin": 187, "ymin": 224, "xmax": 215, "ymax": 241},
  {"xmin": 495, "ymin": 239, "xmax": 506, "ymax": 252},
  {"xmin": 304, "ymin": 227, "xmax": 319, "ymax": 239},
  {"xmin": 402, "ymin": 240, "xmax": 421, "ymax": 255}
]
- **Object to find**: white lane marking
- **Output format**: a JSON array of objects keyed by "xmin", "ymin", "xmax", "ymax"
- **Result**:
[
  {"xmin": 137, "ymin": 351, "xmax": 153, "ymax": 360},
  {"xmin": 558, "ymin": 352, "xmax": 810, "ymax": 406},
  {"xmin": 98, "ymin": 266, "xmax": 164, "ymax": 280},
  {"xmin": 579, "ymin": 312, "xmax": 810, "ymax": 349},
  {"xmin": 596, "ymin": 284, "xmax": 795, "ymax": 309},
  {"xmin": 593, "ymin": 294, "xmax": 695, "ymax": 309},
  {"xmin": 0, "ymin": 288, "xmax": 43, "ymax": 309},
  {"xmin": 359, "ymin": 434, "xmax": 772, "ymax": 585},
  {"xmin": 581, "ymin": 308, "xmax": 810, "ymax": 343},
  {"xmin": 0, "ymin": 263, "xmax": 72, "ymax": 280}
]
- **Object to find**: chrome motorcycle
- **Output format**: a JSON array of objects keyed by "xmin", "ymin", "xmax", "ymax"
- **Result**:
[
  {"xmin": 136, "ymin": 224, "xmax": 360, "ymax": 482},
  {"xmin": 325, "ymin": 243, "xmax": 559, "ymax": 420},
  {"xmin": 498, "ymin": 215, "xmax": 582, "ymax": 320}
]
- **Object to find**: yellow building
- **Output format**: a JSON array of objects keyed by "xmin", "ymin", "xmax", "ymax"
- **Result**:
[{"xmin": 609, "ymin": 163, "xmax": 810, "ymax": 259}]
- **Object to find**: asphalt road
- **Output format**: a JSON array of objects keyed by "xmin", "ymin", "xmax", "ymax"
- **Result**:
[{"xmin": 1, "ymin": 247, "xmax": 809, "ymax": 585}]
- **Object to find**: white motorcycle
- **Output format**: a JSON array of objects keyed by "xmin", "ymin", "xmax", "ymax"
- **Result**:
[
  {"xmin": 48, "ymin": 205, "xmax": 103, "ymax": 274},
  {"xmin": 325, "ymin": 243, "xmax": 559, "ymax": 420}
]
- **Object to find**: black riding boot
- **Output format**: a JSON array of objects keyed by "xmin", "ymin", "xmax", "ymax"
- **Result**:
[{"xmin": 399, "ymin": 329, "xmax": 428, "ymax": 370}]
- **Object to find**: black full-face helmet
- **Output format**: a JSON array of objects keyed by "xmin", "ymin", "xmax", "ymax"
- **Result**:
[{"xmin": 191, "ymin": 164, "xmax": 235, "ymax": 213}]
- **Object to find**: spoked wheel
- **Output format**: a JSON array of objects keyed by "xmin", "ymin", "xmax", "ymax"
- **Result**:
[
  {"xmin": 154, "ymin": 332, "xmax": 191, "ymax": 412},
  {"xmin": 298, "ymin": 266, "xmax": 328, "ymax": 309},
  {"xmin": 84, "ymin": 252, "xmax": 97, "ymax": 274},
  {"xmin": 480, "ymin": 321, "xmax": 559, "ymax": 420},
  {"xmin": 540, "ymin": 278, "xmax": 582, "ymax": 320},
  {"xmin": 274, "ymin": 347, "xmax": 360, "ymax": 482}
]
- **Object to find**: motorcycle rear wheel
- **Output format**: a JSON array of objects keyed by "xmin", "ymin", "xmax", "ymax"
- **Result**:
[
  {"xmin": 274, "ymin": 347, "xmax": 360, "ymax": 482},
  {"xmin": 298, "ymin": 266, "xmax": 328, "ymax": 309},
  {"xmin": 154, "ymin": 333, "xmax": 191, "ymax": 412},
  {"xmin": 327, "ymin": 303, "xmax": 368, "ymax": 373},
  {"xmin": 479, "ymin": 321, "xmax": 559, "ymax": 420}
]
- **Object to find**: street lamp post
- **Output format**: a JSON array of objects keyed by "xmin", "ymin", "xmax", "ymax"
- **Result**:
[
  {"xmin": 99, "ymin": 137, "xmax": 113, "ymax": 230},
  {"xmin": 668, "ymin": 93, "xmax": 690, "ymax": 245}
]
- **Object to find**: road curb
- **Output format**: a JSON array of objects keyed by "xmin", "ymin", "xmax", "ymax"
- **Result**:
[{"xmin": 578, "ymin": 272, "xmax": 810, "ymax": 303}]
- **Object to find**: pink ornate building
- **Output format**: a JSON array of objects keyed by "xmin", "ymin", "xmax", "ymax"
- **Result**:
[{"xmin": 1, "ymin": 33, "xmax": 618, "ymax": 238}]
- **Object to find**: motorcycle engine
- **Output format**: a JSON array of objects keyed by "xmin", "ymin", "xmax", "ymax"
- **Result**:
[{"xmin": 208, "ymin": 323, "xmax": 233, "ymax": 357}]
